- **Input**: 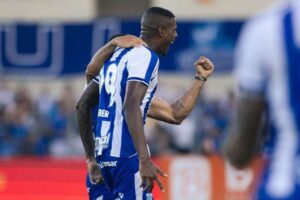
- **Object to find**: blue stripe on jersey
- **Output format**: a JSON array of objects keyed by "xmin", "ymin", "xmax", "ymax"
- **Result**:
[
  {"xmin": 284, "ymin": 9, "xmax": 300, "ymax": 134},
  {"xmin": 116, "ymin": 47, "xmax": 133, "ymax": 61},
  {"xmin": 144, "ymin": 50, "xmax": 158, "ymax": 83},
  {"xmin": 143, "ymin": 86, "xmax": 157, "ymax": 122},
  {"xmin": 120, "ymin": 64, "xmax": 128, "ymax": 103},
  {"xmin": 105, "ymin": 101, "xmax": 116, "ymax": 157}
]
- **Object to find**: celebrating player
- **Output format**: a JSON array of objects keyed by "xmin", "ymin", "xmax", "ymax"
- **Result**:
[
  {"xmin": 85, "ymin": 35, "xmax": 145, "ymax": 200},
  {"xmin": 77, "ymin": 7, "xmax": 214, "ymax": 200}
]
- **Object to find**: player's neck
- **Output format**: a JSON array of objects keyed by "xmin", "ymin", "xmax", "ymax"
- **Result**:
[{"xmin": 140, "ymin": 35, "xmax": 161, "ymax": 54}]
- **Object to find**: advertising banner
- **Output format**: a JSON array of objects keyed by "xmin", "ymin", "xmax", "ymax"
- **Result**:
[
  {"xmin": 0, "ymin": 19, "xmax": 243, "ymax": 79},
  {"xmin": 152, "ymin": 155, "xmax": 264, "ymax": 200},
  {"xmin": 0, "ymin": 156, "xmax": 264, "ymax": 200}
]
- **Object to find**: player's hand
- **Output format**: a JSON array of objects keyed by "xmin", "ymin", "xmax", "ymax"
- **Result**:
[
  {"xmin": 139, "ymin": 158, "xmax": 168, "ymax": 192},
  {"xmin": 111, "ymin": 35, "xmax": 147, "ymax": 48},
  {"xmin": 87, "ymin": 158, "xmax": 104, "ymax": 185},
  {"xmin": 194, "ymin": 56, "xmax": 214, "ymax": 79}
]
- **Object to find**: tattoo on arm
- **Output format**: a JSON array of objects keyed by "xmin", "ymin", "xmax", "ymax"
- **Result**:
[
  {"xmin": 76, "ymin": 82, "xmax": 99, "ymax": 159},
  {"xmin": 148, "ymin": 80, "xmax": 204, "ymax": 125},
  {"xmin": 171, "ymin": 80, "xmax": 205, "ymax": 123},
  {"xmin": 178, "ymin": 100, "xmax": 185, "ymax": 110}
]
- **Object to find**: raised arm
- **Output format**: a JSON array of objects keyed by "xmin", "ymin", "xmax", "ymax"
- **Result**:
[
  {"xmin": 148, "ymin": 56, "xmax": 214, "ymax": 124},
  {"xmin": 86, "ymin": 35, "xmax": 146, "ymax": 83}
]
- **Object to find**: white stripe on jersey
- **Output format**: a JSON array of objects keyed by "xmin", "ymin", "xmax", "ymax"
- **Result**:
[
  {"xmin": 110, "ymin": 57, "xmax": 127, "ymax": 157},
  {"xmin": 140, "ymin": 87, "xmax": 155, "ymax": 118},
  {"xmin": 134, "ymin": 171, "xmax": 143, "ymax": 200},
  {"xmin": 266, "ymin": 47, "xmax": 298, "ymax": 198},
  {"xmin": 96, "ymin": 121, "xmax": 111, "ymax": 156},
  {"xmin": 92, "ymin": 76, "xmax": 100, "ymax": 84}
]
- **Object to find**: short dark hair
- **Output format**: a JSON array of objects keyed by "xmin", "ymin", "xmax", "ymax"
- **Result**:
[
  {"xmin": 144, "ymin": 7, "xmax": 175, "ymax": 19},
  {"xmin": 141, "ymin": 7, "xmax": 175, "ymax": 31}
]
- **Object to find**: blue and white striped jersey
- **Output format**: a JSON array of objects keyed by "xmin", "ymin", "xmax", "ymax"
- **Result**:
[
  {"xmin": 93, "ymin": 46, "xmax": 159, "ymax": 158},
  {"xmin": 234, "ymin": 0, "xmax": 300, "ymax": 198}
]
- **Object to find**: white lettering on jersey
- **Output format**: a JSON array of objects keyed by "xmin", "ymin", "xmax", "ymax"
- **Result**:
[
  {"xmin": 98, "ymin": 109, "xmax": 109, "ymax": 118},
  {"xmin": 99, "ymin": 161, "xmax": 118, "ymax": 168},
  {"xmin": 105, "ymin": 63, "xmax": 117, "ymax": 107}
]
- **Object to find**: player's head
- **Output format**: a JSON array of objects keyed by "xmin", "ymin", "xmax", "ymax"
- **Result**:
[{"xmin": 140, "ymin": 7, "xmax": 177, "ymax": 55}]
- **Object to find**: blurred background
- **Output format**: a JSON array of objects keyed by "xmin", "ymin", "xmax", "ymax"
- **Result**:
[{"xmin": 0, "ymin": 0, "xmax": 274, "ymax": 199}]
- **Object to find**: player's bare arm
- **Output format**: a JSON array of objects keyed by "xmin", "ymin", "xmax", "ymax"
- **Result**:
[
  {"xmin": 76, "ymin": 81, "xmax": 102, "ymax": 184},
  {"xmin": 148, "ymin": 56, "xmax": 214, "ymax": 124},
  {"xmin": 123, "ymin": 81, "xmax": 167, "ymax": 192},
  {"xmin": 86, "ymin": 35, "xmax": 146, "ymax": 83},
  {"xmin": 224, "ymin": 96, "xmax": 265, "ymax": 169}
]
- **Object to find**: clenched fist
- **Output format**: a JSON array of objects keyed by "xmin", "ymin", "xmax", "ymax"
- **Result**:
[{"xmin": 194, "ymin": 56, "xmax": 214, "ymax": 80}]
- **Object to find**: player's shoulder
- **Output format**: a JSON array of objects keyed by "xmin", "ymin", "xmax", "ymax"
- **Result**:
[{"xmin": 127, "ymin": 46, "xmax": 159, "ymax": 61}]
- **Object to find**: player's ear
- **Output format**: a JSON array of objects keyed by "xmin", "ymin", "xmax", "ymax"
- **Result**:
[{"xmin": 158, "ymin": 26, "xmax": 165, "ymax": 38}]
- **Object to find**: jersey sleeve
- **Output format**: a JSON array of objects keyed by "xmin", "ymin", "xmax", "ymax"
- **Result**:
[
  {"xmin": 234, "ymin": 19, "xmax": 269, "ymax": 97},
  {"xmin": 126, "ymin": 46, "xmax": 159, "ymax": 86}
]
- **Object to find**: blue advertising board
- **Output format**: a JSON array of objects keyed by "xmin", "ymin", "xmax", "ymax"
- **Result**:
[{"xmin": 0, "ymin": 19, "xmax": 243, "ymax": 79}]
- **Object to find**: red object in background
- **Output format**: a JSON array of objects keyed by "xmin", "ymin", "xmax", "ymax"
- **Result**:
[
  {"xmin": 0, "ymin": 156, "xmax": 264, "ymax": 200},
  {"xmin": 152, "ymin": 155, "xmax": 264, "ymax": 200},
  {"xmin": 0, "ymin": 157, "xmax": 87, "ymax": 200}
]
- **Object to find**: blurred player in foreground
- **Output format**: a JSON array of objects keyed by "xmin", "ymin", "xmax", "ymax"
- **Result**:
[
  {"xmin": 77, "ymin": 7, "xmax": 214, "ymax": 200},
  {"xmin": 225, "ymin": 0, "xmax": 300, "ymax": 199}
]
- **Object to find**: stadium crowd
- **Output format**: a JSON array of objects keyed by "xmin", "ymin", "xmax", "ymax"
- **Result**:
[{"xmin": 0, "ymin": 82, "xmax": 235, "ymax": 157}]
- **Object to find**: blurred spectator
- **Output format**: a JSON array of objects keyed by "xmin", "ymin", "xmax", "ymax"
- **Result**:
[
  {"xmin": 195, "ymin": 91, "xmax": 235, "ymax": 155},
  {"xmin": 0, "ymin": 83, "xmax": 82, "ymax": 157},
  {"xmin": 0, "ymin": 81, "xmax": 14, "ymax": 111},
  {"xmin": 160, "ymin": 114, "xmax": 197, "ymax": 153},
  {"xmin": 36, "ymin": 87, "xmax": 55, "ymax": 117},
  {"xmin": 145, "ymin": 121, "xmax": 174, "ymax": 156},
  {"xmin": 0, "ymin": 82, "xmax": 234, "ymax": 157},
  {"xmin": 48, "ymin": 85, "xmax": 83, "ymax": 157}
]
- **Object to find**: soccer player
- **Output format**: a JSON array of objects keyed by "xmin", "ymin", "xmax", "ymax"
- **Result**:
[
  {"xmin": 224, "ymin": 0, "xmax": 300, "ymax": 199},
  {"xmin": 77, "ymin": 7, "xmax": 214, "ymax": 200},
  {"xmin": 85, "ymin": 35, "xmax": 145, "ymax": 200}
]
